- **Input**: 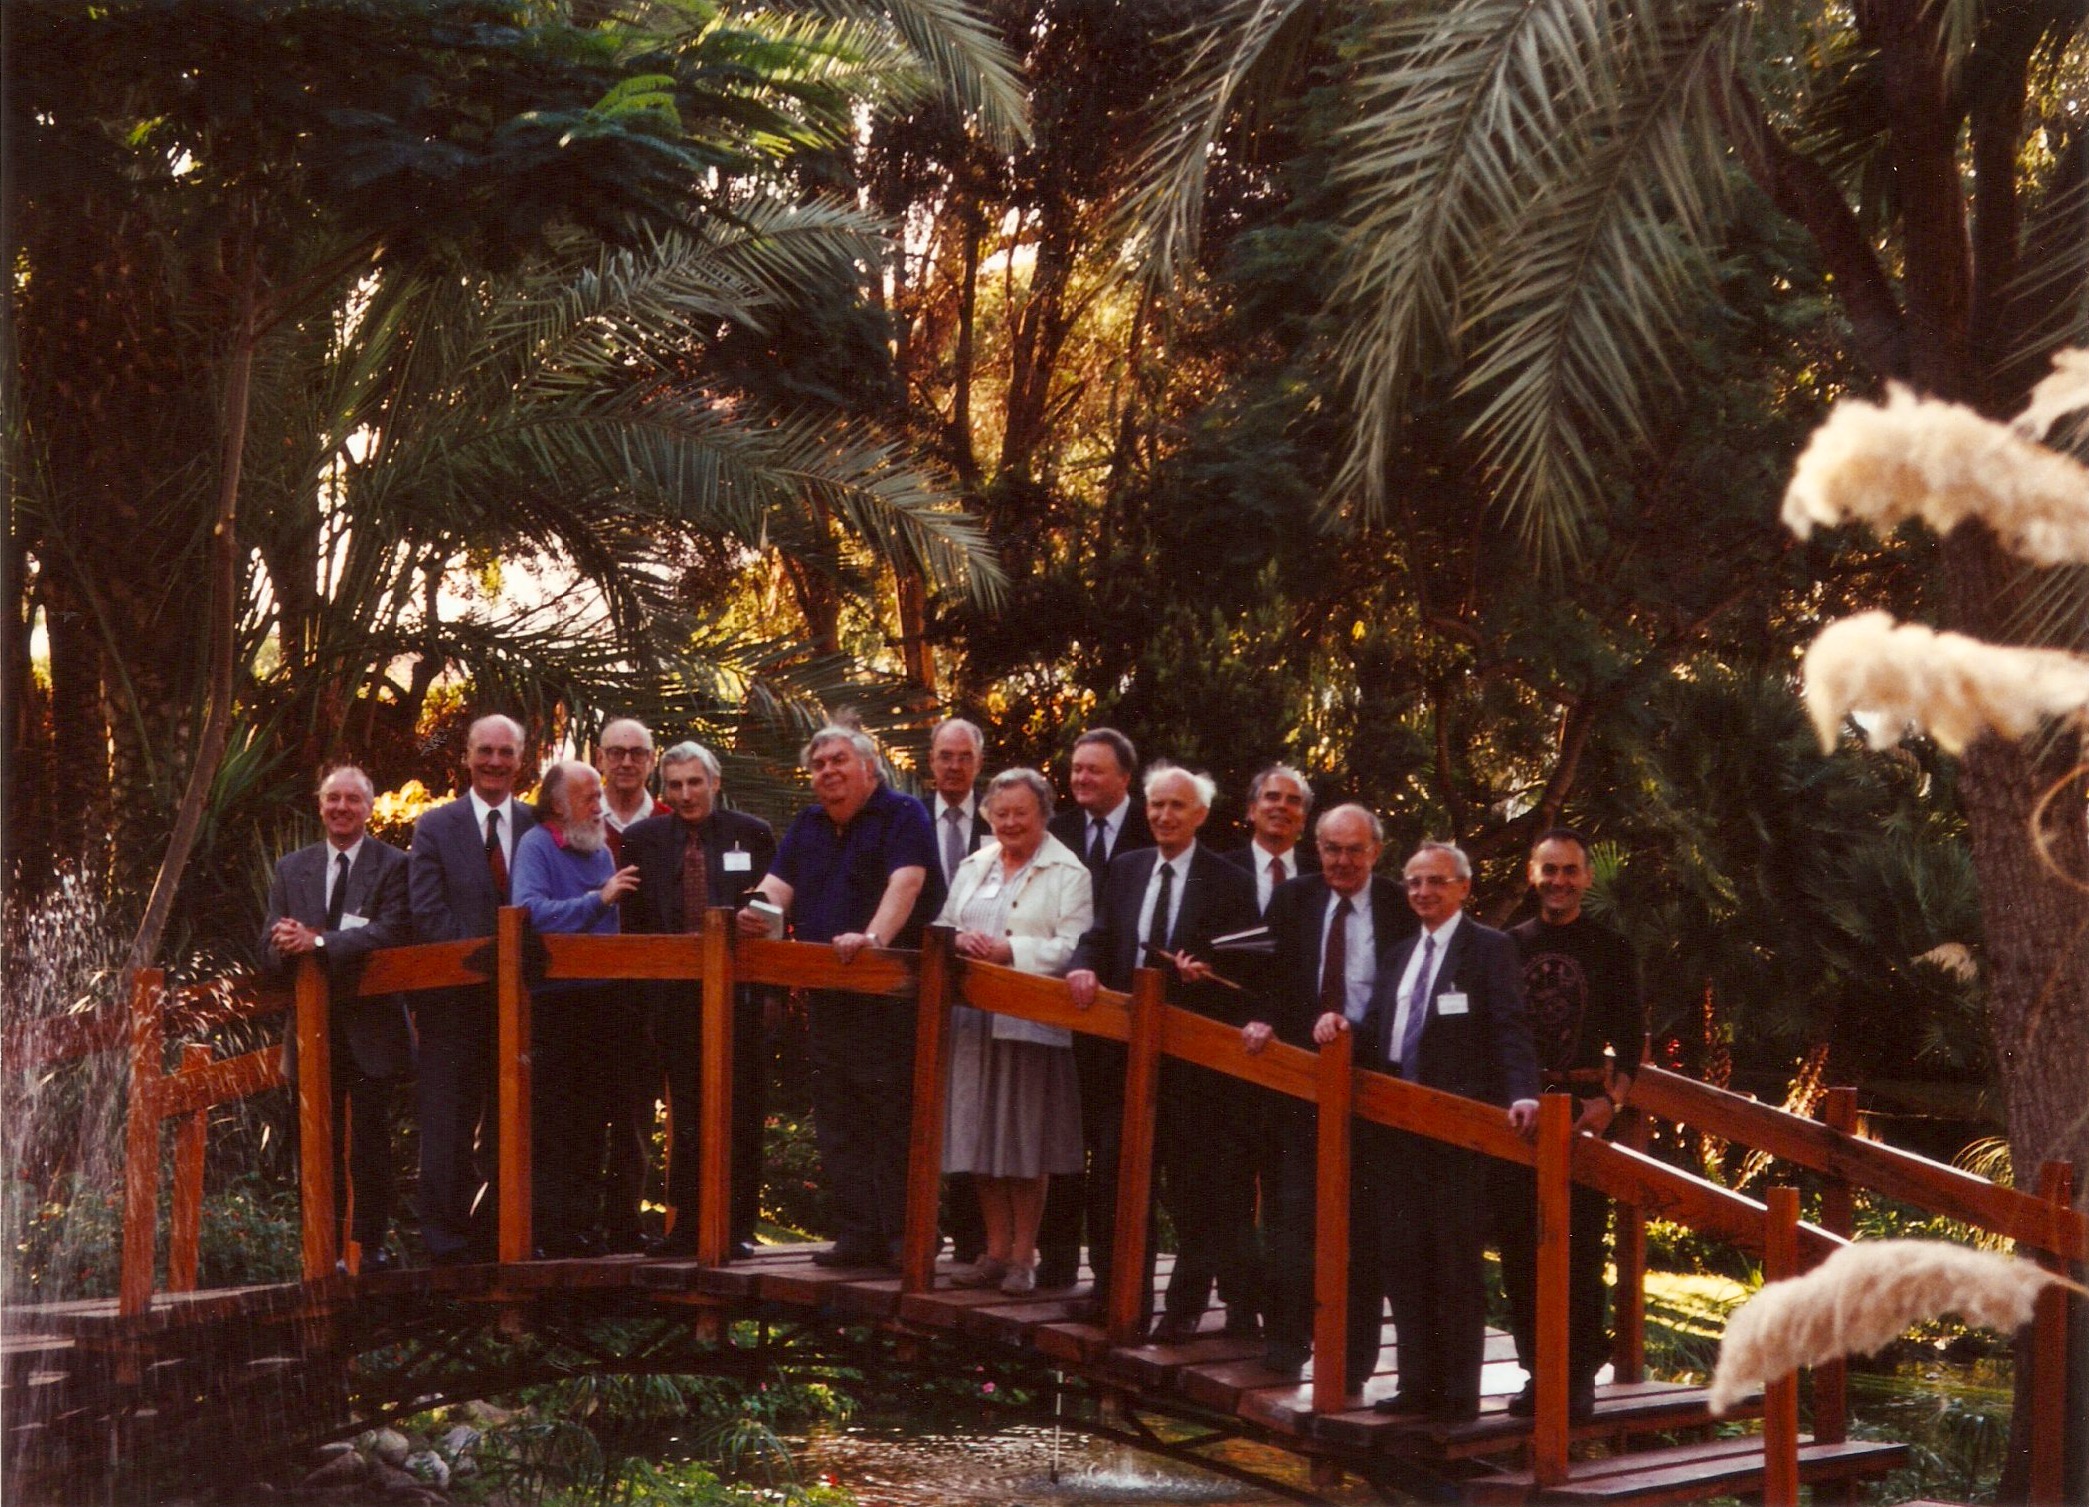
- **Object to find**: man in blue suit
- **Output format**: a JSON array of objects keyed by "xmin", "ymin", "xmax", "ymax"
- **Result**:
[
  {"xmin": 1316, "ymin": 840, "xmax": 1539, "ymax": 1418},
  {"xmin": 408, "ymin": 714, "xmax": 535, "ymax": 1265}
]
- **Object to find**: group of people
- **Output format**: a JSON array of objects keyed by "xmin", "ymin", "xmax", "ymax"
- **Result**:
[{"xmin": 262, "ymin": 711, "xmax": 1643, "ymax": 1424}]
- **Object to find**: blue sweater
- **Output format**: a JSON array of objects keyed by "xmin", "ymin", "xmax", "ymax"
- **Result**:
[{"xmin": 512, "ymin": 827, "xmax": 618, "ymax": 991}]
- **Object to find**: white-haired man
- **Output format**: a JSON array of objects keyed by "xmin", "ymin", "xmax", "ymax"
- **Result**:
[
  {"xmin": 511, "ymin": 760, "xmax": 640, "ymax": 1257},
  {"xmin": 408, "ymin": 714, "xmax": 536, "ymax": 1264},
  {"xmin": 738, "ymin": 726, "xmax": 939, "ymax": 1268},
  {"xmin": 1066, "ymin": 763, "xmax": 1261, "ymax": 1336}
]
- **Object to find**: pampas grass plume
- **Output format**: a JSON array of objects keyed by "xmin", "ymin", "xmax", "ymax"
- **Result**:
[
  {"xmin": 1801, "ymin": 611, "xmax": 2089, "ymax": 753},
  {"xmin": 2015, "ymin": 347, "xmax": 2089, "ymax": 442},
  {"xmin": 1782, "ymin": 384, "xmax": 2089, "ymax": 567},
  {"xmin": 1709, "ymin": 1240, "xmax": 2081, "ymax": 1415}
]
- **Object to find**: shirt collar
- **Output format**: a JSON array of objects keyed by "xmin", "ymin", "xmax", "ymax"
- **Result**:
[
  {"xmin": 604, "ymin": 795, "xmax": 657, "ymax": 832},
  {"xmin": 937, "ymin": 792, "xmax": 976, "ymax": 823},
  {"xmin": 468, "ymin": 790, "xmax": 513, "ymax": 829},
  {"xmin": 1152, "ymin": 839, "xmax": 1196, "ymax": 874},
  {"xmin": 326, "ymin": 835, "xmax": 365, "ymax": 867},
  {"xmin": 1420, "ymin": 908, "xmax": 1465, "ymax": 946},
  {"xmin": 1251, "ymin": 838, "xmax": 1296, "ymax": 872},
  {"xmin": 1328, "ymin": 875, "xmax": 1372, "ymax": 912}
]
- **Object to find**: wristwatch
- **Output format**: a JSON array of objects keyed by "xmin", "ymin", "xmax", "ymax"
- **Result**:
[{"xmin": 862, "ymin": 930, "xmax": 881, "ymax": 949}]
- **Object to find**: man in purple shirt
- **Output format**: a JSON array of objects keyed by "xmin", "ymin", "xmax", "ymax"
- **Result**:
[
  {"xmin": 739, "ymin": 726, "xmax": 939, "ymax": 1267},
  {"xmin": 512, "ymin": 760, "xmax": 639, "ymax": 1257}
]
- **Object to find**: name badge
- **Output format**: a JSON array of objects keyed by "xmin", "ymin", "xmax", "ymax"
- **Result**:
[
  {"xmin": 1437, "ymin": 990, "xmax": 1470, "ymax": 1017},
  {"xmin": 723, "ymin": 850, "xmax": 752, "ymax": 872}
]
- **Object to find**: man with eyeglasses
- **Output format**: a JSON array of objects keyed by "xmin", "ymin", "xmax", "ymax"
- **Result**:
[
  {"xmin": 1314, "ymin": 841, "xmax": 1539, "ymax": 1422},
  {"xmin": 598, "ymin": 719, "xmax": 669, "ymax": 861},
  {"xmin": 1245, "ymin": 804, "xmax": 1413, "ymax": 1382}
]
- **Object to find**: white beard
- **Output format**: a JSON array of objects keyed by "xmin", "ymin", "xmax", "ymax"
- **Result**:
[{"xmin": 564, "ymin": 815, "xmax": 609, "ymax": 855}]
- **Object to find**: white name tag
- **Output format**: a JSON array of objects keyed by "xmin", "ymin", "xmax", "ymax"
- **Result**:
[
  {"xmin": 723, "ymin": 850, "xmax": 752, "ymax": 872},
  {"xmin": 340, "ymin": 913, "xmax": 370, "ymax": 931},
  {"xmin": 1437, "ymin": 990, "xmax": 1469, "ymax": 1017}
]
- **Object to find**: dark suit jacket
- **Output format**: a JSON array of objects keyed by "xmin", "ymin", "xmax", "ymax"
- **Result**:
[
  {"xmin": 1361, "ymin": 914, "xmax": 1540, "ymax": 1106},
  {"xmin": 1262, "ymin": 874, "xmax": 1413, "ymax": 1047},
  {"xmin": 409, "ymin": 795, "xmax": 537, "ymax": 943},
  {"xmin": 1050, "ymin": 800, "xmax": 1155, "ymax": 899},
  {"xmin": 1223, "ymin": 842, "xmax": 1321, "ymax": 882},
  {"xmin": 262, "ymin": 837, "xmax": 414, "ymax": 1079},
  {"xmin": 620, "ymin": 807, "xmax": 778, "ymax": 934},
  {"xmin": 928, "ymin": 794, "xmax": 992, "ymax": 887},
  {"xmin": 1069, "ymin": 843, "xmax": 1260, "ymax": 1026}
]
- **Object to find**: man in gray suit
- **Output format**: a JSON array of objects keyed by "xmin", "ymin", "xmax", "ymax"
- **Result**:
[
  {"xmin": 262, "ymin": 764, "xmax": 414, "ymax": 1271},
  {"xmin": 408, "ymin": 714, "xmax": 535, "ymax": 1264}
]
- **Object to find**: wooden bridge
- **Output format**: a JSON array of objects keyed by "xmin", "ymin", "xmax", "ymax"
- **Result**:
[{"xmin": 4, "ymin": 910, "xmax": 2084, "ymax": 1504}]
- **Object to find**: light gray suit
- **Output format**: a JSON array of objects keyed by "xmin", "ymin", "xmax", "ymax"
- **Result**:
[{"xmin": 262, "ymin": 836, "xmax": 414, "ymax": 1249}]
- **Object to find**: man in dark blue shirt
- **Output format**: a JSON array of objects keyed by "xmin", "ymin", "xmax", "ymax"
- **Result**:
[{"xmin": 739, "ymin": 726, "xmax": 939, "ymax": 1266}]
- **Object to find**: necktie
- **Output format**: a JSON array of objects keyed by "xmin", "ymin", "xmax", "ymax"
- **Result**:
[
  {"xmin": 1088, "ymin": 816, "xmax": 1109, "ymax": 871},
  {"xmin": 680, "ymin": 825, "xmax": 708, "ymax": 931},
  {"xmin": 325, "ymin": 852, "xmax": 349, "ymax": 931},
  {"xmin": 1399, "ymin": 933, "xmax": 1436, "ymax": 1075},
  {"xmin": 944, "ymin": 807, "xmax": 967, "ymax": 883},
  {"xmin": 1319, "ymin": 896, "xmax": 1352, "ymax": 1018},
  {"xmin": 1269, "ymin": 857, "xmax": 1285, "ymax": 889},
  {"xmin": 485, "ymin": 808, "xmax": 507, "ymax": 899},
  {"xmin": 1146, "ymin": 861, "xmax": 1175, "ymax": 959}
]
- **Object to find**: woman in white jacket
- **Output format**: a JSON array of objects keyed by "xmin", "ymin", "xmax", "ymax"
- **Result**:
[{"xmin": 937, "ymin": 768, "xmax": 1092, "ymax": 1294}]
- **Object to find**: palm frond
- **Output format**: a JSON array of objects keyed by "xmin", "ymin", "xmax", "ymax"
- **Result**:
[
  {"xmin": 1445, "ymin": 0, "xmax": 1752, "ymax": 560},
  {"xmin": 784, "ymin": 0, "xmax": 1029, "ymax": 151},
  {"xmin": 1112, "ymin": 0, "xmax": 1321, "ymax": 293}
]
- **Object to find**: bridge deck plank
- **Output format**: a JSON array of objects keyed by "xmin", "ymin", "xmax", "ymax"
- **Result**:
[
  {"xmin": 1469, "ymin": 1436, "xmax": 1908, "ymax": 1505},
  {"xmin": 753, "ymin": 1259, "xmax": 898, "ymax": 1308},
  {"xmin": 952, "ymin": 1291, "xmax": 1095, "ymax": 1345}
]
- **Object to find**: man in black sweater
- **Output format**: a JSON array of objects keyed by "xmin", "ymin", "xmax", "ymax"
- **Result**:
[{"xmin": 1496, "ymin": 826, "xmax": 1645, "ymax": 1421}]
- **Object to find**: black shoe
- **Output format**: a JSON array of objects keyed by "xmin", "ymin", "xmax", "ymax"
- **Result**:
[
  {"xmin": 1149, "ymin": 1314, "xmax": 1203, "ymax": 1345},
  {"xmin": 812, "ymin": 1242, "xmax": 885, "ymax": 1268},
  {"xmin": 1035, "ymin": 1254, "xmax": 1078, "ymax": 1289},
  {"xmin": 1373, "ymin": 1391, "xmax": 1440, "ymax": 1417},
  {"xmin": 1569, "ymin": 1380, "xmax": 1597, "ymax": 1423},
  {"xmin": 647, "ymin": 1230, "xmax": 701, "ymax": 1260},
  {"xmin": 1222, "ymin": 1312, "xmax": 1262, "ymax": 1340},
  {"xmin": 1506, "ymin": 1381, "xmax": 1537, "ymax": 1418},
  {"xmin": 731, "ymin": 1240, "xmax": 756, "ymax": 1261},
  {"xmin": 1263, "ymin": 1345, "xmax": 1306, "ymax": 1379}
]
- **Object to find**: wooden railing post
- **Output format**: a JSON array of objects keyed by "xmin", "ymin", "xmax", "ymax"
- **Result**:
[
  {"xmin": 1532, "ymin": 1091, "xmax": 1576, "ymax": 1488},
  {"xmin": 120, "ymin": 968, "xmax": 167, "ymax": 1318},
  {"xmin": 1310, "ymin": 1025, "xmax": 1354, "ymax": 1412},
  {"xmin": 1612, "ymin": 1103, "xmax": 1649, "ymax": 1384},
  {"xmin": 1762, "ymin": 1186, "xmax": 1802, "ymax": 1507},
  {"xmin": 168, "ymin": 1043, "xmax": 211, "ymax": 1293},
  {"xmin": 496, "ymin": 905, "xmax": 532, "ymax": 1263},
  {"xmin": 695, "ymin": 907, "xmax": 736, "ymax": 1265},
  {"xmin": 1107, "ymin": 968, "xmax": 1168, "ymax": 1346},
  {"xmin": 2029, "ymin": 1161, "xmax": 2074, "ymax": 1507},
  {"xmin": 1812, "ymin": 1086, "xmax": 1858, "ymax": 1453},
  {"xmin": 901, "ymin": 926, "xmax": 957, "ymax": 1292},
  {"xmin": 295, "ymin": 954, "xmax": 338, "ymax": 1282}
]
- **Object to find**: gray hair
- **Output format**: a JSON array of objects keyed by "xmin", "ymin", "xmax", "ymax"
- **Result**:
[
  {"xmin": 801, "ymin": 724, "xmax": 880, "ymax": 770},
  {"xmin": 1143, "ymin": 760, "xmax": 1216, "ymax": 810},
  {"xmin": 932, "ymin": 717, "xmax": 986, "ymax": 756},
  {"xmin": 985, "ymin": 767, "xmax": 1055, "ymax": 822},
  {"xmin": 1248, "ymin": 763, "xmax": 1315, "ymax": 814},
  {"xmin": 659, "ymin": 740, "xmax": 721, "ymax": 780},
  {"xmin": 1316, "ymin": 802, "xmax": 1384, "ymax": 844},
  {"xmin": 467, "ymin": 713, "xmax": 525, "ymax": 748},
  {"xmin": 534, "ymin": 759, "xmax": 600, "ymax": 823},
  {"xmin": 1073, "ymin": 727, "xmax": 1137, "ymax": 777},
  {"xmin": 1412, "ymin": 839, "xmax": 1472, "ymax": 880},
  {"xmin": 318, "ymin": 764, "xmax": 376, "ymax": 800}
]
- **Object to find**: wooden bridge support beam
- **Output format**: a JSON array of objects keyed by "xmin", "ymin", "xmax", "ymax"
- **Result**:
[
  {"xmin": 1309, "ymin": 1026, "xmax": 1353, "ymax": 1412},
  {"xmin": 1762, "ymin": 1186, "xmax": 1802, "ymax": 1507},
  {"xmin": 120, "ymin": 969, "xmax": 167, "ymax": 1318},
  {"xmin": 1812, "ymin": 1088, "xmax": 1857, "ymax": 1448},
  {"xmin": 697, "ymin": 907, "xmax": 736, "ymax": 1265},
  {"xmin": 295, "ymin": 957, "xmax": 338, "ymax": 1282},
  {"xmin": 168, "ymin": 1044, "xmax": 211, "ymax": 1293},
  {"xmin": 497, "ymin": 906, "xmax": 531, "ymax": 1265},
  {"xmin": 1612, "ymin": 1103, "xmax": 1649, "ymax": 1386},
  {"xmin": 1107, "ymin": 969, "xmax": 1168, "ymax": 1347},
  {"xmin": 1531, "ymin": 1091, "xmax": 1575, "ymax": 1489},
  {"xmin": 2029, "ymin": 1160, "xmax": 2074, "ymax": 1507},
  {"xmin": 901, "ymin": 927, "xmax": 956, "ymax": 1293}
]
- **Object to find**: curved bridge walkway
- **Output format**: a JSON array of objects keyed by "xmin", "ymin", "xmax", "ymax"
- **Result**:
[{"xmin": 4, "ymin": 913, "xmax": 2082, "ymax": 1504}]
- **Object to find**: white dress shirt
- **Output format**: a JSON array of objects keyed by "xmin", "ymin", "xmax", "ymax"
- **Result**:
[
  {"xmin": 1319, "ymin": 877, "xmax": 1379, "ymax": 1022},
  {"xmin": 1134, "ymin": 841, "xmax": 1196, "ymax": 952},
  {"xmin": 1082, "ymin": 796, "xmax": 1134, "ymax": 865},
  {"xmin": 1389, "ymin": 908, "xmax": 1464, "ymax": 1067},
  {"xmin": 468, "ymin": 790, "xmax": 519, "ymax": 869},
  {"xmin": 323, "ymin": 836, "xmax": 365, "ymax": 913},
  {"xmin": 1249, "ymin": 839, "xmax": 1299, "ymax": 912}
]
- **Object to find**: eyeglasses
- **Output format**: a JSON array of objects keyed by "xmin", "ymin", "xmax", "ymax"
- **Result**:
[
  {"xmin": 1404, "ymin": 874, "xmax": 1462, "ymax": 889},
  {"xmin": 1317, "ymin": 842, "xmax": 1374, "ymax": 859},
  {"xmin": 600, "ymin": 746, "xmax": 652, "ymax": 761}
]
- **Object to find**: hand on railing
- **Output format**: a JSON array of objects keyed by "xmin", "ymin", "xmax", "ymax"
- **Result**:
[
  {"xmin": 953, "ymin": 931, "xmax": 1014, "ymax": 965},
  {"xmin": 1509, "ymin": 1099, "xmax": 1541, "ymax": 1137},
  {"xmin": 1066, "ymin": 969, "xmax": 1098, "ymax": 1009},
  {"xmin": 1311, "ymin": 1011, "xmax": 1348, "ymax": 1045},
  {"xmin": 830, "ymin": 931, "xmax": 878, "ymax": 963},
  {"xmin": 1240, "ymin": 1021, "xmax": 1274, "ymax": 1054},
  {"xmin": 1575, "ymin": 1096, "xmax": 1618, "ymax": 1136},
  {"xmin": 270, "ymin": 918, "xmax": 323, "ymax": 956}
]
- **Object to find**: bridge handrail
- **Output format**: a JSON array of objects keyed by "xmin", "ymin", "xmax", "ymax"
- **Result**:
[
  {"xmin": 1625, "ymin": 1063, "xmax": 2086, "ymax": 1260},
  {"xmin": 93, "ymin": 909, "xmax": 2076, "ymax": 1506}
]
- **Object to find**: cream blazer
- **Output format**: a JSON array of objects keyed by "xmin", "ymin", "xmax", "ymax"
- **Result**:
[{"xmin": 935, "ymin": 831, "xmax": 1094, "ymax": 1047}]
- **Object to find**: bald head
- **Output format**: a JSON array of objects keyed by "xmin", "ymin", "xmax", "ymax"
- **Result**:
[
  {"xmin": 597, "ymin": 717, "xmax": 657, "ymax": 817},
  {"xmin": 1314, "ymin": 804, "xmax": 1384, "ymax": 896},
  {"xmin": 465, "ymin": 715, "xmax": 526, "ymax": 803}
]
